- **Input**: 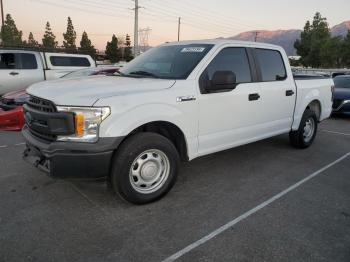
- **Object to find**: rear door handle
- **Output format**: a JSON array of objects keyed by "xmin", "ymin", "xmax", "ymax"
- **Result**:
[
  {"xmin": 248, "ymin": 93, "xmax": 260, "ymax": 101},
  {"xmin": 9, "ymin": 72, "xmax": 19, "ymax": 76},
  {"xmin": 286, "ymin": 90, "xmax": 295, "ymax": 96}
]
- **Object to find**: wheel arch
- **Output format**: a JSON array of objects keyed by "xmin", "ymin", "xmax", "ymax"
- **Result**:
[
  {"xmin": 292, "ymin": 96, "xmax": 323, "ymax": 131},
  {"xmin": 118, "ymin": 121, "xmax": 189, "ymax": 162},
  {"xmin": 306, "ymin": 99, "xmax": 322, "ymax": 121}
]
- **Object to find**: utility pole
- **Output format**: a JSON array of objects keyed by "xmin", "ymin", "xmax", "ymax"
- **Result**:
[
  {"xmin": 133, "ymin": 0, "xmax": 140, "ymax": 57},
  {"xmin": 177, "ymin": 17, "xmax": 181, "ymax": 42},
  {"xmin": 0, "ymin": 0, "xmax": 4, "ymax": 28},
  {"xmin": 254, "ymin": 31, "xmax": 259, "ymax": 42}
]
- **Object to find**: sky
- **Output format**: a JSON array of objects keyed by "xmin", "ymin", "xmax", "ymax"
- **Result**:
[{"xmin": 3, "ymin": 0, "xmax": 350, "ymax": 50}]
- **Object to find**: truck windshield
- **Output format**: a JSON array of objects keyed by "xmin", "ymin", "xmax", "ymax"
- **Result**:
[{"xmin": 119, "ymin": 44, "xmax": 213, "ymax": 79}]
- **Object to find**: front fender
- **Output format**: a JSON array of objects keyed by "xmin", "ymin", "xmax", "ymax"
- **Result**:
[{"xmin": 99, "ymin": 102, "xmax": 198, "ymax": 160}]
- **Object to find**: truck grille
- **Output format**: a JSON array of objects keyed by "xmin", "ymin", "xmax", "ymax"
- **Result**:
[
  {"xmin": 27, "ymin": 95, "xmax": 56, "ymax": 113},
  {"xmin": 332, "ymin": 99, "xmax": 343, "ymax": 110},
  {"xmin": 25, "ymin": 96, "xmax": 57, "ymax": 142}
]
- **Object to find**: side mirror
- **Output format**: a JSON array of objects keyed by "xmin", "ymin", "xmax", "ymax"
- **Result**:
[{"xmin": 206, "ymin": 71, "xmax": 237, "ymax": 93}]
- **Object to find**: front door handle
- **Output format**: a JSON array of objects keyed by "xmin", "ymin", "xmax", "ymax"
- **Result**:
[
  {"xmin": 286, "ymin": 90, "xmax": 295, "ymax": 96},
  {"xmin": 248, "ymin": 93, "xmax": 260, "ymax": 101},
  {"xmin": 9, "ymin": 72, "xmax": 19, "ymax": 76},
  {"xmin": 176, "ymin": 95, "xmax": 196, "ymax": 102}
]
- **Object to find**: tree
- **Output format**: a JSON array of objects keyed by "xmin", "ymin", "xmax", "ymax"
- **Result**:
[
  {"xmin": 42, "ymin": 22, "xmax": 58, "ymax": 48},
  {"xmin": 0, "ymin": 14, "xmax": 23, "ymax": 46},
  {"xmin": 342, "ymin": 30, "xmax": 350, "ymax": 68},
  {"xmin": 27, "ymin": 32, "xmax": 39, "ymax": 47},
  {"xmin": 105, "ymin": 34, "xmax": 120, "ymax": 63},
  {"xmin": 63, "ymin": 17, "xmax": 77, "ymax": 51},
  {"xmin": 124, "ymin": 34, "xmax": 133, "ymax": 61},
  {"xmin": 79, "ymin": 31, "xmax": 96, "ymax": 59},
  {"xmin": 294, "ymin": 12, "xmax": 331, "ymax": 68},
  {"xmin": 320, "ymin": 36, "xmax": 342, "ymax": 68},
  {"xmin": 294, "ymin": 21, "xmax": 312, "ymax": 66}
]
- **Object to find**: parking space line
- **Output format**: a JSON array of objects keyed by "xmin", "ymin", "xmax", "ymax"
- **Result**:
[
  {"xmin": 162, "ymin": 152, "xmax": 350, "ymax": 262},
  {"xmin": 321, "ymin": 129, "xmax": 350, "ymax": 136},
  {"xmin": 0, "ymin": 143, "xmax": 25, "ymax": 149}
]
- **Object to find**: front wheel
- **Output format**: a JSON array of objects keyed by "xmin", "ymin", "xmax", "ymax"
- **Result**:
[
  {"xmin": 110, "ymin": 132, "xmax": 179, "ymax": 204},
  {"xmin": 289, "ymin": 109, "xmax": 318, "ymax": 149}
]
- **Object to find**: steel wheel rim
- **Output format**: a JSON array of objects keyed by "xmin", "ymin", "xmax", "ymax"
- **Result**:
[
  {"xmin": 303, "ymin": 117, "xmax": 315, "ymax": 143},
  {"xmin": 129, "ymin": 149, "xmax": 170, "ymax": 194}
]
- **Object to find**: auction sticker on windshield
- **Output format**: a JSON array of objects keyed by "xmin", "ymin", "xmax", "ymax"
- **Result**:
[{"xmin": 181, "ymin": 47, "xmax": 206, "ymax": 53}]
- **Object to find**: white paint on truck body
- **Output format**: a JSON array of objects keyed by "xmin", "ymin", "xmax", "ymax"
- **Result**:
[{"xmin": 27, "ymin": 39, "xmax": 333, "ymax": 160}]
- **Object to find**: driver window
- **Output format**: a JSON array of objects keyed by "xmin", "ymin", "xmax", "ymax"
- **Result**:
[{"xmin": 205, "ymin": 48, "xmax": 252, "ymax": 84}]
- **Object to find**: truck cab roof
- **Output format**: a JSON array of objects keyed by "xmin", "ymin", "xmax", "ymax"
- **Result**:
[{"xmin": 162, "ymin": 39, "xmax": 283, "ymax": 50}]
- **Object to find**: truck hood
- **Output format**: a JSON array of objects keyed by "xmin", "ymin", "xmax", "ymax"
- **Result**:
[{"xmin": 27, "ymin": 76, "xmax": 176, "ymax": 106}]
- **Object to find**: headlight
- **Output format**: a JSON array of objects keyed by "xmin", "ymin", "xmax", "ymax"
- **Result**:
[{"xmin": 56, "ymin": 106, "xmax": 111, "ymax": 143}]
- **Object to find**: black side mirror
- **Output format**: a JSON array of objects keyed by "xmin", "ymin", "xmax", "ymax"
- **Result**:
[{"xmin": 204, "ymin": 71, "xmax": 237, "ymax": 93}]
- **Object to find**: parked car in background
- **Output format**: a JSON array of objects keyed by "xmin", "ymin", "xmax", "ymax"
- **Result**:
[
  {"xmin": 0, "ymin": 66, "xmax": 119, "ymax": 131},
  {"xmin": 0, "ymin": 89, "xmax": 27, "ymax": 130},
  {"xmin": 113, "ymin": 61, "xmax": 128, "ymax": 69},
  {"xmin": 332, "ymin": 75, "xmax": 350, "ymax": 115},
  {"xmin": 0, "ymin": 49, "xmax": 95, "ymax": 95},
  {"xmin": 22, "ymin": 40, "xmax": 333, "ymax": 204},
  {"xmin": 61, "ymin": 66, "xmax": 119, "ymax": 79}
]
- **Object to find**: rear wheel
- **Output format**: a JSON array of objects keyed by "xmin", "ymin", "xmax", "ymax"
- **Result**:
[
  {"xmin": 289, "ymin": 109, "xmax": 318, "ymax": 149},
  {"xmin": 110, "ymin": 132, "xmax": 179, "ymax": 204}
]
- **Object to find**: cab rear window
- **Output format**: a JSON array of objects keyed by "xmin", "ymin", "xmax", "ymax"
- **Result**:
[{"xmin": 50, "ymin": 56, "xmax": 91, "ymax": 67}]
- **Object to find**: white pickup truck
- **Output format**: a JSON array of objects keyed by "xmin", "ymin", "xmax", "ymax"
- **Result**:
[
  {"xmin": 0, "ymin": 49, "xmax": 95, "ymax": 94},
  {"xmin": 22, "ymin": 40, "xmax": 333, "ymax": 204}
]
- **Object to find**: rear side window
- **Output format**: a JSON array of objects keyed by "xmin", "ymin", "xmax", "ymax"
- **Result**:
[
  {"xmin": 255, "ymin": 49, "xmax": 286, "ymax": 81},
  {"xmin": 20, "ymin": 53, "xmax": 38, "ymax": 69},
  {"xmin": 50, "ymin": 56, "xmax": 91, "ymax": 67},
  {"xmin": 205, "ymin": 47, "xmax": 252, "ymax": 83},
  {"xmin": 0, "ymin": 53, "xmax": 18, "ymax": 69}
]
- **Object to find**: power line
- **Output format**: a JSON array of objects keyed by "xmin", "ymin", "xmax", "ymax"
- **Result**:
[
  {"xmin": 146, "ymin": 0, "xmax": 256, "ymax": 31},
  {"xmin": 31, "ymin": 0, "xmax": 132, "ymax": 20},
  {"xmin": 155, "ymin": 0, "xmax": 262, "ymax": 29},
  {"xmin": 141, "ymin": 10, "xmax": 235, "ymax": 36},
  {"xmin": 144, "ymin": 2, "xmax": 243, "ymax": 34}
]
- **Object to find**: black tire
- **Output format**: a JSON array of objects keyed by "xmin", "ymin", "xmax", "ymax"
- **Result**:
[
  {"xmin": 110, "ymin": 132, "xmax": 179, "ymax": 204},
  {"xmin": 289, "ymin": 109, "xmax": 318, "ymax": 149}
]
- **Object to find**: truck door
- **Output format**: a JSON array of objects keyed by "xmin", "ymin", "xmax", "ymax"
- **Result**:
[
  {"xmin": 0, "ymin": 52, "xmax": 23, "ymax": 94},
  {"xmin": 17, "ymin": 52, "xmax": 44, "ymax": 89},
  {"xmin": 253, "ymin": 48, "xmax": 296, "ymax": 133},
  {"xmin": 197, "ymin": 47, "xmax": 263, "ymax": 156}
]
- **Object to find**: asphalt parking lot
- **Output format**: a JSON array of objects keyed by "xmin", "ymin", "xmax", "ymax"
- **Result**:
[{"xmin": 0, "ymin": 117, "xmax": 349, "ymax": 262}]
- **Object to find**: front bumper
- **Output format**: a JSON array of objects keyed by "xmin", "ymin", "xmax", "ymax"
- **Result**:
[
  {"xmin": 22, "ymin": 126, "xmax": 124, "ymax": 179},
  {"xmin": 0, "ymin": 106, "xmax": 24, "ymax": 131}
]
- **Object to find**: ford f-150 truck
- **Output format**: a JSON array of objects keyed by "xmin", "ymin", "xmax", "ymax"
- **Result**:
[{"xmin": 22, "ymin": 40, "xmax": 333, "ymax": 204}]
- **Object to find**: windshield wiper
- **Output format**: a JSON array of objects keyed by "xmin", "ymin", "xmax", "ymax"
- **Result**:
[{"xmin": 128, "ymin": 71, "xmax": 159, "ymax": 78}]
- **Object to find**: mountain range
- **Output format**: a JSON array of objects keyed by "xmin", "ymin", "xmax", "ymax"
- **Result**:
[{"xmin": 228, "ymin": 20, "xmax": 350, "ymax": 55}]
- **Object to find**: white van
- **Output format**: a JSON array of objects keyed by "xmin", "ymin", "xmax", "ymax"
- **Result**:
[{"xmin": 0, "ymin": 49, "xmax": 95, "ymax": 94}]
